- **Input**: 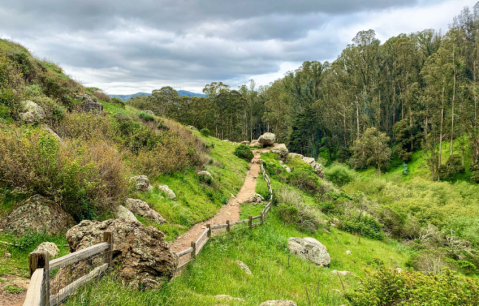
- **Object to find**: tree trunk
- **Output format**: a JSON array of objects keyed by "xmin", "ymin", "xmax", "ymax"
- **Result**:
[
  {"xmin": 439, "ymin": 83, "xmax": 445, "ymax": 182},
  {"xmin": 450, "ymin": 49, "xmax": 456, "ymax": 156},
  {"xmin": 356, "ymin": 96, "xmax": 360, "ymax": 139}
]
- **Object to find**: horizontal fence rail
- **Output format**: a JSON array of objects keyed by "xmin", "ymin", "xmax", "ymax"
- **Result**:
[
  {"xmin": 175, "ymin": 162, "xmax": 273, "ymax": 269},
  {"xmin": 23, "ymin": 232, "xmax": 113, "ymax": 306}
]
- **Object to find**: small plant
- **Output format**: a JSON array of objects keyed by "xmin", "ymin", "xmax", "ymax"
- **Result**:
[
  {"xmin": 278, "ymin": 203, "xmax": 299, "ymax": 225},
  {"xmin": 324, "ymin": 164, "xmax": 356, "ymax": 186},
  {"xmin": 402, "ymin": 162, "xmax": 410, "ymax": 176},
  {"xmin": 4, "ymin": 285, "xmax": 25, "ymax": 294},
  {"xmin": 200, "ymin": 128, "xmax": 210, "ymax": 137},
  {"xmin": 138, "ymin": 112, "xmax": 155, "ymax": 122},
  {"xmin": 234, "ymin": 144, "xmax": 254, "ymax": 162}
]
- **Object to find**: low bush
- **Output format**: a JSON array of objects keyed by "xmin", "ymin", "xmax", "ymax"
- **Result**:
[
  {"xmin": 288, "ymin": 169, "xmax": 321, "ymax": 194},
  {"xmin": 346, "ymin": 263, "xmax": 479, "ymax": 306},
  {"xmin": 111, "ymin": 97, "xmax": 126, "ymax": 108},
  {"xmin": 138, "ymin": 112, "xmax": 155, "ymax": 122},
  {"xmin": 92, "ymin": 90, "xmax": 111, "ymax": 102},
  {"xmin": 233, "ymin": 144, "xmax": 254, "ymax": 162},
  {"xmin": 339, "ymin": 214, "xmax": 385, "ymax": 240},
  {"xmin": 200, "ymin": 128, "xmax": 210, "ymax": 137},
  {"xmin": 278, "ymin": 203, "xmax": 298, "ymax": 225},
  {"xmin": 439, "ymin": 154, "xmax": 464, "ymax": 180},
  {"xmin": 324, "ymin": 164, "xmax": 356, "ymax": 187}
]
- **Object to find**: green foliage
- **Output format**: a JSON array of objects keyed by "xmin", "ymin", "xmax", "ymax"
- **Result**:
[
  {"xmin": 339, "ymin": 214, "xmax": 385, "ymax": 240},
  {"xmin": 470, "ymin": 162, "xmax": 479, "ymax": 183},
  {"xmin": 402, "ymin": 162, "xmax": 410, "ymax": 176},
  {"xmin": 4, "ymin": 284, "xmax": 25, "ymax": 294},
  {"xmin": 324, "ymin": 164, "xmax": 356, "ymax": 186},
  {"xmin": 111, "ymin": 97, "xmax": 126, "ymax": 108},
  {"xmin": 347, "ymin": 263, "xmax": 479, "ymax": 306},
  {"xmin": 138, "ymin": 112, "xmax": 155, "ymax": 122},
  {"xmin": 439, "ymin": 154, "xmax": 464, "ymax": 180},
  {"xmin": 233, "ymin": 144, "xmax": 254, "ymax": 162},
  {"xmin": 277, "ymin": 203, "xmax": 298, "ymax": 225},
  {"xmin": 350, "ymin": 128, "xmax": 391, "ymax": 174},
  {"xmin": 200, "ymin": 128, "xmax": 210, "ymax": 137},
  {"xmin": 287, "ymin": 168, "xmax": 321, "ymax": 194}
]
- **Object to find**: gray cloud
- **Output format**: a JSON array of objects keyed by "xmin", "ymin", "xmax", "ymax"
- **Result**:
[{"xmin": 0, "ymin": 0, "xmax": 459, "ymax": 93}]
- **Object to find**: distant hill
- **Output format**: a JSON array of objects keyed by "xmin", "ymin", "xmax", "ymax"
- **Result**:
[{"xmin": 110, "ymin": 90, "xmax": 205, "ymax": 101}]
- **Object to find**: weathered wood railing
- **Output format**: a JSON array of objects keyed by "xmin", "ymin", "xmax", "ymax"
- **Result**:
[
  {"xmin": 176, "ymin": 162, "xmax": 273, "ymax": 270},
  {"xmin": 23, "ymin": 232, "xmax": 113, "ymax": 306}
]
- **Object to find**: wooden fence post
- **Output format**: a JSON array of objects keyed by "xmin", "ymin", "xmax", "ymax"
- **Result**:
[
  {"xmin": 29, "ymin": 251, "xmax": 50, "ymax": 306},
  {"xmin": 103, "ymin": 232, "xmax": 113, "ymax": 266},
  {"xmin": 248, "ymin": 216, "xmax": 253, "ymax": 229},
  {"xmin": 191, "ymin": 241, "xmax": 196, "ymax": 260},
  {"xmin": 226, "ymin": 220, "xmax": 230, "ymax": 233},
  {"xmin": 207, "ymin": 224, "xmax": 211, "ymax": 238},
  {"xmin": 260, "ymin": 212, "xmax": 264, "ymax": 225}
]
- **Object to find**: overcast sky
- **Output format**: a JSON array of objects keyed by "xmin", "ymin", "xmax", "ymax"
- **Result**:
[{"xmin": 0, "ymin": 0, "xmax": 476, "ymax": 94}]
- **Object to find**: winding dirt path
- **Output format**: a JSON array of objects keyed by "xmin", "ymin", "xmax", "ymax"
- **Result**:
[{"xmin": 170, "ymin": 150, "xmax": 262, "ymax": 265}]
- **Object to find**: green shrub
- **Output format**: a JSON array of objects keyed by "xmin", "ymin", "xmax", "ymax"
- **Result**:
[
  {"xmin": 288, "ymin": 169, "xmax": 321, "ymax": 193},
  {"xmin": 138, "ymin": 112, "xmax": 155, "ymax": 122},
  {"xmin": 278, "ymin": 203, "xmax": 298, "ymax": 225},
  {"xmin": 324, "ymin": 164, "xmax": 356, "ymax": 187},
  {"xmin": 200, "ymin": 128, "xmax": 210, "ymax": 137},
  {"xmin": 402, "ymin": 162, "xmax": 410, "ymax": 176},
  {"xmin": 470, "ymin": 162, "xmax": 479, "ymax": 183},
  {"xmin": 233, "ymin": 144, "xmax": 254, "ymax": 162},
  {"xmin": 439, "ymin": 154, "xmax": 464, "ymax": 180},
  {"xmin": 346, "ymin": 263, "xmax": 479, "ymax": 306},
  {"xmin": 111, "ymin": 97, "xmax": 126, "ymax": 108},
  {"xmin": 339, "ymin": 214, "xmax": 385, "ymax": 240}
]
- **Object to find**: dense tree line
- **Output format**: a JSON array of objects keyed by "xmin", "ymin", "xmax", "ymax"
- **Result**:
[{"xmin": 127, "ymin": 3, "xmax": 479, "ymax": 180}]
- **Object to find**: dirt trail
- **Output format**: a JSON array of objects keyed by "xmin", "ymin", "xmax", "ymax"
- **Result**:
[{"xmin": 170, "ymin": 150, "xmax": 263, "ymax": 265}]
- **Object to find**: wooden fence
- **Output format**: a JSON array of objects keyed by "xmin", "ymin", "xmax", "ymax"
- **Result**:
[
  {"xmin": 23, "ymin": 232, "xmax": 113, "ymax": 306},
  {"xmin": 176, "ymin": 162, "xmax": 273, "ymax": 270}
]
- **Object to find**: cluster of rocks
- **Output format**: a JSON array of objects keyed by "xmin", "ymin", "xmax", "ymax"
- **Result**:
[
  {"xmin": 129, "ymin": 175, "xmax": 152, "ymax": 192},
  {"xmin": 288, "ymin": 153, "xmax": 325, "ymax": 179}
]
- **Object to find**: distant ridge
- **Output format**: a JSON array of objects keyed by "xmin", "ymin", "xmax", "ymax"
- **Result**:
[{"xmin": 110, "ymin": 90, "xmax": 205, "ymax": 101}]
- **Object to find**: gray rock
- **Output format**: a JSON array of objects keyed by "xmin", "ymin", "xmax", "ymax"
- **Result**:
[
  {"xmin": 301, "ymin": 156, "xmax": 316, "ymax": 165},
  {"xmin": 258, "ymin": 133, "xmax": 276, "ymax": 146},
  {"xmin": 288, "ymin": 153, "xmax": 304, "ymax": 159},
  {"xmin": 124, "ymin": 198, "xmax": 165, "ymax": 224},
  {"xmin": 114, "ymin": 205, "xmax": 137, "ymax": 223},
  {"xmin": 236, "ymin": 260, "xmax": 252, "ymax": 275},
  {"xmin": 241, "ymin": 140, "xmax": 250, "ymax": 145},
  {"xmin": 80, "ymin": 99, "xmax": 103, "ymax": 113},
  {"xmin": 248, "ymin": 193, "xmax": 265, "ymax": 203},
  {"xmin": 271, "ymin": 143, "xmax": 289, "ymax": 158},
  {"xmin": 259, "ymin": 301, "xmax": 297, "ymax": 306},
  {"xmin": 250, "ymin": 139, "xmax": 261, "ymax": 147},
  {"xmin": 4, "ymin": 252, "xmax": 11, "ymax": 258},
  {"xmin": 0, "ymin": 195, "xmax": 75, "ymax": 237},
  {"xmin": 287, "ymin": 237, "xmax": 331, "ymax": 266},
  {"xmin": 283, "ymin": 165, "xmax": 291, "ymax": 173},
  {"xmin": 158, "ymin": 185, "xmax": 176, "ymax": 199},
  {"xmin": 34, "ymin": 242, "xmax": 59, "ymax": 259},
  {"xmin": 51, "ymin": 219, "xmax": 177, "ymax": 290},
  {"xmin": 142, "ymin": 110, "xmax": 155, "ymax": 115},
  {"xmin": 129, "ymin": 175, "xmax": 150, "ymax": 192},
  {"xmin": 187, "ymin": 125, "xmax": 197, "ymax": 130},
  {"xmin": 20, "ymin": 100, "xmax": 45, "ymax": 123},
  {"xmin": 197, "ymin": 171, "xmax": 213, "ymax": 183},
  {"xmin": 312, "ymin": 162, "xmax": 325, "ymax": 179}
]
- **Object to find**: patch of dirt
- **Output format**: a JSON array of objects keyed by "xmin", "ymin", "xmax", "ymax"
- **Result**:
[
  {"xmin": 171, "ymin": 149, "xmax": 266, "ymax": 267},
  {"xmin": 0, "ymin": 275, "xmax": 29, "ymax": 306}
]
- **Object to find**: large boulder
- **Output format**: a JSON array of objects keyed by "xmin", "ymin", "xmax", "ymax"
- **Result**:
[
  {"xmin": 20, "ymin": 100, "xmax": 45, "ymax": 123},
  {"xmin": 287, "ymin": 237, "xmax": 331, "ymax": 266},
  {"xmin": 129, "ymin": 175, "xmax": 151, "ymax": 192},
  {"xmin": 158, "ymin": 185, "xmax": 176, "ymax": 199},
  {"xmin": 0, "ymin": 195, "xmax": 75, "ymax": 236},
  {"xmin": 52, "ymin": 219, "xmax": 177, "ymax": 290},
  {"xmin": 34, "ymin": 242, "xmax": 59, "ymax": 259},
  {"xmin": 124, "ymin": 198, "xmax": 166, "ymax": 224},
  {"xmin": 271, "ymin": 143, "xmax": 289, "ymax": 159},
  {"xmin": 114, "ymin": 205, "xmax": 137, "ymax": 223},
  {"xmin": 260, "ymin": 301, "xmax": 297, "ymax": 306},
  {"xmin": 258, "ymin": 133, "xmax": 276, "ymax": 146},
  {"xmin": 80, "ymin": 99, "xmax": 103, "ymax": 113}
]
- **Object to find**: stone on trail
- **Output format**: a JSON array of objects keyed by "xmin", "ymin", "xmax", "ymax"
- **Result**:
[
  {"xmin": 129, "ymin": 175, "xmax": 151, "ymax": 192},
  {"xmin": 260, "ymin": 301, "xmax": 297, "ymax": 306},
  {"xmin": 51, "ymin": 219, "xmax": 177, "ymax": 291},
  {"xmin": 0, "ymin": 195, "xmax": 75, "ymax": 237},
  {"xmin": 124, "ymin": 198, "xmax": 166, "ymax": 224},
  {"xmin": 34, "ymin": 242, "xmax": 59, "ymax": 259},
  {"xmin": 236, "ymin": 260, "xmax": 252, "ymax": 275},
  {"xmin": 158, "ymin": 184, "xmax": 176, "ymax": 199},
  {"xmin": 114, "ymin": 205, "xmax": 137, "ymax": 223},
  {"xmin": 258, "ymin": 132, "xmax": 276, "ymax": 146},
  {"xmin": 287, "ymin": 237, "xmax": 331, "ymax": 266}
]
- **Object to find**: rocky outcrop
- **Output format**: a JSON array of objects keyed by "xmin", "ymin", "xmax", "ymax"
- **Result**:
[
  {"xmin": 124, "ymin": 198, "xmax": 165, "ymax": 224},
  {"xmin": 20, "ymin": 100, "xmax": 45, "ymax": 123},
  {"xmin": 197, "ymin": 171, "xmax": 213, "ymax": 183},
  {"xmin": 240, "ymin": 140, "xmax": 250, "ymax": 145},
  {"xmin": 287, "ymin": 237, "xmax": 331, "ymax": 266},
  {"xmin": 0, "ymin": 195, "xmax": 75, "ymax": 236},
  {"xmin": 34, "ymin": 242, "xmax": 59, "ymax": 259},
  {"xmin": 236, "ymin": 260, "xmax": 252, "ymax": 275},
  {"xmin": 287, "ymin": 153, "xmax": 325, "ymax": 179},
  {"xmin": 260, "ymin": 301, "xmax": 297, "ymax": 306},
  {"xmin": 52, "ymin": 219, "xmax": 177, "ymax": 290},
  {"xmin": 258, "ymin": 133, "xmax": 276, "ymax": 146},
  {"xmin": 312, "ymin": 163, "xmax": 325, "ymax": 179},
  {"xmin": 129, "ymin": 175, "xmax": 151, "ymax": 192},
  {"xmin": 80, "ymin": 99, "xmax": 103, "ymax": 113},
  {"xmin": 271, "ymin": 143, "xmax": 289, "ymax": 159},
  {"xmin": 158, "ymin": 185, "xmax": 176, "ymax": 199},
  {"xmin": 248, "ymin": 193, "xmax": 265, "ymax": 203},
  {"xmin": 114, "ymin": 205, "xmax": 137, "ymax": 223},
  {"xmin": 288, "ymin": 153, "xmax": 303, "ymax": 159}
]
